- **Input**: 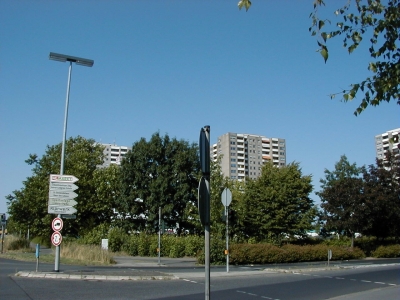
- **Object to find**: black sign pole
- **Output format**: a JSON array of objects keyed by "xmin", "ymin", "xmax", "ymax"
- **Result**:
[{"xmin": 199, "ymin": 125, "xmax": 210, "ymax": 300}]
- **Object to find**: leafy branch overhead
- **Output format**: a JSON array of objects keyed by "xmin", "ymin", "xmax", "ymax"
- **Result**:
[
  {"xmin": 310, "ymin": 0, "xmax": 400, "ymax": 115},
  {"xmin": 238, "ymin": 0, "xmax": 251, "ymax": 11}
]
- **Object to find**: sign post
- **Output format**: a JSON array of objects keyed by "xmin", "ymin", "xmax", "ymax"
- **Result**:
[
  {"xmin": 49, "ymin": 174, "xmax": 78, "ymax": 272},
  {"xmin": 0, "ymin": 213, "xmax": 6, "ymax": 254},
  {"xmin": 221, "ymin": 188, "xmax": 232, "ymax": 273},
  {"xmin": 198, "ymin": 125, "xmax": 210, "ymax": 300}
]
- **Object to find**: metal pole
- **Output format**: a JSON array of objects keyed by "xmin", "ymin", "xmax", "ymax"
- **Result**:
[
  {"xmin": 55, "ymin": 61, "xmax": 72, "ymax": 272},
  {"xmin": 1, "ymin": 225, "xmax": 3, "ymax": 253},
  {"xmin": 204, "ymin": 128, "xmax": 210, "ymax": 300},
  {"xmin": 226, "ymin": 206, "xmax": 229, "ymax": 273},
  {"xmin": 158, "ymin": 207, "xmax": 161, "ymax": 265}
]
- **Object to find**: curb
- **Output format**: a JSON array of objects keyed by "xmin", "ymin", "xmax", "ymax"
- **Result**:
[{"xmin": 15, "ymin": 271, "xmax": 178, "ymax": 281}]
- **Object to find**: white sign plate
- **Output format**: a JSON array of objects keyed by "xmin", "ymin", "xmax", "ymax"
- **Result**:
[
  {"xmin": 50, "ymin": 174, "xmax": 79, "ymax": 183},
  {"xmin": 50, "ymin": 182, "xmax": 78, "ymax": 191},
  {"xmin": 221, "ymin": 188, "xmax": 232, "ymax": 207},
  {"xmin": 52, "ymin": 217, "xmax": 63, "ymax": 231},
  {"xmin": 48, "ymin": 205, "xmax": 77, "ymax": 214},
  {"xmin": 49, "ymin": 199, "xmax": 77, "ymax": 206},
  {"xmin": 49, "ymin": 190, "xmax": 78, "ymax": 199},
  {"xmin": 51, "ymin": 231, "xmax": 62, "ymax": 246}
]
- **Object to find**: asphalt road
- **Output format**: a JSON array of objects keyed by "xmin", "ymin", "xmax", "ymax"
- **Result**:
[{"xmin": 1, "ymin": 257, "xmax": 399, "ymax": 300}]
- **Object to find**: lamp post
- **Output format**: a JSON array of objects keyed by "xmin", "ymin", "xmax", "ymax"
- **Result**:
[{"xmin": 49, "ymin": 52, "xmax": 94, "ymax": 272}]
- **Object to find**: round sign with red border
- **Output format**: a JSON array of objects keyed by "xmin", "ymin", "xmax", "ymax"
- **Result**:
[
  {"xmin": 51, "ymin": 231, "xmax": 62, "ymax": 246},
  {"xmin": 52, "ymin": 217, "xmax": 63, "ymax": 232}
]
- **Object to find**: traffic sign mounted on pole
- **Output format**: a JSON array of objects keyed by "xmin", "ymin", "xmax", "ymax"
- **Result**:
[
  {"xmin": 48, "ymin": 205, "xmax": 77, "ymax": 215},
  {"xmin": 48, "ymin": 174, "xmax": 78, "ymax": 216},
  {"xmin": 49, "ymin": 199, "xmax": 77, "ymax": 206},
  {"xmin": 50, "ymin": 182, "xmax": 78, "ymax": 191},
  {"xmin": 51, "ymin": 231, "xmax": 62, "ymax": 247},
  {"xmin": 199, "ymin": 126, "xmax": 210, "ymax": 175},
  {"xmin": 52, "ymin": 217, "xmax": 63, "ymax": 232},
  {"xmin": 221, "ymin": 188, "xmax": 232, "ymax": 207},
  {"xmin": 50, "ymin": 174, "xmax": 79, "ymax": 183},
  {"xmin": 49, "ymin": 190, "xmax": 78, "ymax": 199}
]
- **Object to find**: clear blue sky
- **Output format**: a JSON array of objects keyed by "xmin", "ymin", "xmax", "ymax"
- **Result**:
[{"xmin": 1, "ymin": 1, "xmax": 398, "ymax": 214}]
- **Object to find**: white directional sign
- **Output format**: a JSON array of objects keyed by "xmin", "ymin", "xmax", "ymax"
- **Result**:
[
  {"xmin": 50, "ymin": 174, "xmax": 79, "ymax": 183},
  {"xmin": 52, "ymin": 217, "xmax": 63, "ymax": 231},
  {"xmin": 50, "ymin": 182, "xmax": 78, "ymax": 191},
  {"xmin": 49, "ymin": 199, "xmax": 77, "ymax": 206},
  {"xmin": 48, "ymin": 175, "xmax": 78, "ymax": 216},
  {"xmin": 49, "ymin": 190, "xmax": 78, "ymax": 199},
  {"xmin": 48, "ymin": 205, "xmax": 77, "ymax": 215},
  {"xmin": 51, "ymin": 231, "xmax": 62, "ymax": 246}
]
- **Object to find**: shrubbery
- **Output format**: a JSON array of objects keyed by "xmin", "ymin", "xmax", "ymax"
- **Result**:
[
  {"xmin": 228, "ymin": 243, "xmax": 365, "ymax": 265},
  {"xmin": 371, "ymin": 245, "xmax": 400, "ymax": 258},
  {"xmin": 77, "ymin": 226, "xmax": 399, "ymax": 263}
]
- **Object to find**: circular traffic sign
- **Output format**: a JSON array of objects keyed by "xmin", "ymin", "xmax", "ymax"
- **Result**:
[
  {"xmin": 221, "ymin": 188, "xmax": 232, "ymax": 207},
  {"xmin": 52, "ymin": 217, "xmax": 63, "ymax": 232},
  {"xmin": 51, "ymin": 231, "xmax": 62, "ymax": 246}
]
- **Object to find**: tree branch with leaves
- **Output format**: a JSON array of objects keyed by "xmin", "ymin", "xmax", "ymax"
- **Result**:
[{"xmin": 310, "ymin": 0, "xmax": 400, "ymax": 115}]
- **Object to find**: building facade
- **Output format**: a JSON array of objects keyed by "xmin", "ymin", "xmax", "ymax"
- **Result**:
[
  {"xmin": 100, "ymin": 143, "xmax": 131, "ymax": 168},
  {"xmin": 211, "ymin": 132, "xmax": 286, "ymax": 181},
  {"xmin": 374, "ymin": 128, "xmax": 400, "ymax": 160}
]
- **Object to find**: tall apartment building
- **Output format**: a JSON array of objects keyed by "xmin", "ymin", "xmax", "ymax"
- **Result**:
[
  {"xmin": 374, "ymin": 128, "xmax": 400, "ymax": 160},
  {"xmin": 211, "ymin": 132, "xmax": 286, "ymax": 181},
  {"xmin": 100, "ymin": 143, "xmax": 131, "ymax": 168}
]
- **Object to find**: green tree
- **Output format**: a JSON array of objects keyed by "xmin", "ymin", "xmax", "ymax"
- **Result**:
[
  {"xmin": 6, "ymin": 136, "xmax": 106, "ymax": 238},
  {"xmin": 310, "ymin": 0, "xmax": 400, "ymax": 115},
  {"xmin": 118, "ymin": 132, "xmax": 200, "ymax": 234},
  {"xmin": 240, "ymin": 162, "xmax": 316, "ymax": 243},
  {"xmin": 362, "ymin": 152, "xmax": 400, "ymax": 239},
  {"xmin": 318, "ymin": 155, "xmax": 365, "ymax": 247}
]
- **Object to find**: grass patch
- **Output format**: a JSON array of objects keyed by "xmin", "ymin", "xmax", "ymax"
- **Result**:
[{"xmin": 1, "ymin": 235, "xmax": 115, "ymax": 266}]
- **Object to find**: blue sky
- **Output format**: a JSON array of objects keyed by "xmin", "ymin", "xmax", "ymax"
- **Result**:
[{"xmin": 1, "ymin": 1, "xmax": 398, "ymax": 214}]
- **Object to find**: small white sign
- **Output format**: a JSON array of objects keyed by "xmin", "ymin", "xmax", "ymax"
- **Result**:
[{"xmin": 101, "ymin": 239, "xmax": 109, "ymax": 250}]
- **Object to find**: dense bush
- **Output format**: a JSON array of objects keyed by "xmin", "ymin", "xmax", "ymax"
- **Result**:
[
  {"xmin": 7, "ymin": 237, "xmax": 31, "ymax": 251},
  {"xmin": 31, "ymin": 236, "xmax": 51, "ymax": 248},
  {"xmin": 108, "ymin": 227, "xmax": 128, "ymax": 252},
  {"xmin": 228, "ymin": 243, "xmax": 365, "ymax": 265},
  {"xmin": 371, "ymin": 245, "xmax": 400, "ymax": 258},
  {"xmin": 79, "ymin": 223, "xmax": 110, "ymax": 245}
]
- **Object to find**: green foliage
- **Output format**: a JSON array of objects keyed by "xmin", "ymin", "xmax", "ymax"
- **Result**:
[
  {"xmin": 6, "ymin": 136, "xmax": 107, "ymax": 238},
  {"xmin": 108, "ymin": 227, "xmax": 128, "ymax": 252},
  {"xmin": 229, "ymin": 243, "xmax": 365, "ymax": 265},
  {"xmin": 319, "ymin": 154, "xmax": 400, "ymax": 241},
  {"xmin": 318, "ymin": 155, "xmax": 365, "ymax": 243},
  {"xmin": 31, "ymin": 236, "xmax": 51, "ymax": 248},
  {"xmin": 7, "ymin": 237, "xmax": 31, "ymax": 251},
  {"xmin": 239, "ymin": 162, "xmax": 316, "ymax": 241},
  {"xmin": 310, "ymin": 0, "xmax": 400, "ymax": 115},
  {"xmin": 119, "ymin": 132, "xmax": 200, "ymax": 234},
  {"xmin": 196, "ymin": 237, "xmax": 226, "ymax": 265},
  {"xmin": 372, "ymin": 245, "xmax": 400, "ymax": 258},
  {"xmin": 238, "ymin": 0, "xmax": 251, "ymax": 11},
  {"xmin": 79, "ymin": 223, "xmax": 110, "ymax": 245}
]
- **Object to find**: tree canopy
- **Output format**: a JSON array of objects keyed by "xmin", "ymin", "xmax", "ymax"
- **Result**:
[
  {"xmin": 6, "ymin": 136, "xmax": 109, "ymax": 238},
  {"xmin": 239, "ymin": 162, "xmax": 316, "ymax": 243},
  {"xmin": 318, "ymin": 154, "xmax": 400, "ymax": 242},
  {"xmin": 118, "ymin": 132, "xmax": 200, "ymax": 234}
]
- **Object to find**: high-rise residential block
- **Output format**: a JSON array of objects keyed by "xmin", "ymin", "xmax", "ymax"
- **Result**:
[
  {"xmin": 100, "ymin": 143, "xmax": 131, "ymax": 168},
  {"xmin": 374, "ymin": 128, "xmax": 400, "ymax": 160},
  {"xmin": 211, "ymin": 132, "xmax": 286, "ymax": 181}
]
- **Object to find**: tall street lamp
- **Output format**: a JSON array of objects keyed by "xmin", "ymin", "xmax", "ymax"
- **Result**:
[{"xmin": 49, "ymin": 52, "xmax": 94, "ymax": 272}]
